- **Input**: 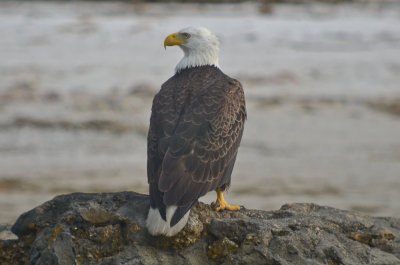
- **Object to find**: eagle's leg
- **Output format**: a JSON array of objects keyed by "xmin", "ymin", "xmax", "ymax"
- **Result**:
[{"xmin": 212, "ymin": 188, "xmax": 240, "ymax": 211}]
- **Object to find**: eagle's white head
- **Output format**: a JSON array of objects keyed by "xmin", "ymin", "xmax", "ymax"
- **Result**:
[{"xmin": 164, "ymin": 26, "xmax": 220, "ymax": 73}]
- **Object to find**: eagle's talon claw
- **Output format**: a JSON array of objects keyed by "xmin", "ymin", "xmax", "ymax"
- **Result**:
[{"xmin": 213, "ymin": 188, "xmax": 240, "ymax": 212}]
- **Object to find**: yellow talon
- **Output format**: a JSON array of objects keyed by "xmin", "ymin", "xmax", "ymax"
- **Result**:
[{"xmin": 213, "ymin": 188, "xmax": 240, "ymax": 211}]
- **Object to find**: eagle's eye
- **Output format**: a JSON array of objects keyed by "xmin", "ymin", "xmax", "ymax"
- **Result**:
[{"xmin": 180, "ymin": 33, "xmax": 191, "ymax": 40}]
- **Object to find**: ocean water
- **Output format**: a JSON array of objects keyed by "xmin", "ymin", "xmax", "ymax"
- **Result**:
[{"xmin": 0, "ymin": 1, "xmax": 400, "ymax": 223}]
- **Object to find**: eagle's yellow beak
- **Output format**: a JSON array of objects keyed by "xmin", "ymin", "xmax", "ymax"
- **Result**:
[{"xmin": 164, "ymin": 33, "xmax": 187, "ymax": 49}]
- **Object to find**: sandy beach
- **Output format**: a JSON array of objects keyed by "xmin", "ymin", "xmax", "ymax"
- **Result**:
[{"xmin": 1, "ymin": 0, "xmax": 400, "ymax": 223}]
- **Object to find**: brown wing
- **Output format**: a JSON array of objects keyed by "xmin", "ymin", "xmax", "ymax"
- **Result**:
[{"xmin": 147, "ymin": 66, "xmax": 246, "ymax": 222}]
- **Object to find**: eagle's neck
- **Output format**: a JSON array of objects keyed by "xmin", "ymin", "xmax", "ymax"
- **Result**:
[{"xmin": 175, "ymin": 46, "xmax": 219, "ymax": 73}]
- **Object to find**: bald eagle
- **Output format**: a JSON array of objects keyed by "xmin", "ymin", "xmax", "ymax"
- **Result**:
[{"xmin": 146, "ymin": 27, "xmax": 246, "ymax": 236}]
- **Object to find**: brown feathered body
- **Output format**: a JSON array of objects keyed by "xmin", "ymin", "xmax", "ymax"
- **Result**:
[{"xmin": 147, "ymin": 65, "xmax": 246, "ymax": 227}]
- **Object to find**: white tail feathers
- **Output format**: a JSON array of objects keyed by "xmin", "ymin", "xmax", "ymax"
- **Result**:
[{"xmin": 146, "ymin": 206, "xmax": 190, "ymax": 236}]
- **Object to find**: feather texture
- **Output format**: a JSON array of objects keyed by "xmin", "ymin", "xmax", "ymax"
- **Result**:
[{"xmin": 147, "ymin": 65, "xmax": 246, "ymax": 234}]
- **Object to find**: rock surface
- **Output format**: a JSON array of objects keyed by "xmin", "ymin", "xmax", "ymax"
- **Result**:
[{"xmin": 1, "ymin": 192, "xmax": 400, "ymax": 265}]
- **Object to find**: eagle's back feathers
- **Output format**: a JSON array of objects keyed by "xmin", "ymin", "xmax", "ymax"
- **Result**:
[{"xmin": 147, "ymin": 65, "xmax": 246, "ymax": 231}]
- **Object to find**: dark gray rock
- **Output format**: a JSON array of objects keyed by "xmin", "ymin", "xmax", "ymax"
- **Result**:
[{"xmin": 1, "ymin": 191, "xmax": 400, "ymax": 265}]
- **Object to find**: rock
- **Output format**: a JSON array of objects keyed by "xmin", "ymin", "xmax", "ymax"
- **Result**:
[
  {"xmin": 0, "ymin": 224, "xmax": 18, "ymax": 241},
  {"xmin": 1, "ymin": 192, "xmax": 400, "ymax": 265}
]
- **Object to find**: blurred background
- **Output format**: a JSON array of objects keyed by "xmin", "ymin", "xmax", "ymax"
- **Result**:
[{"xmin": 1, "ymin": 0, "xmax": 400, "ymax": 224}]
